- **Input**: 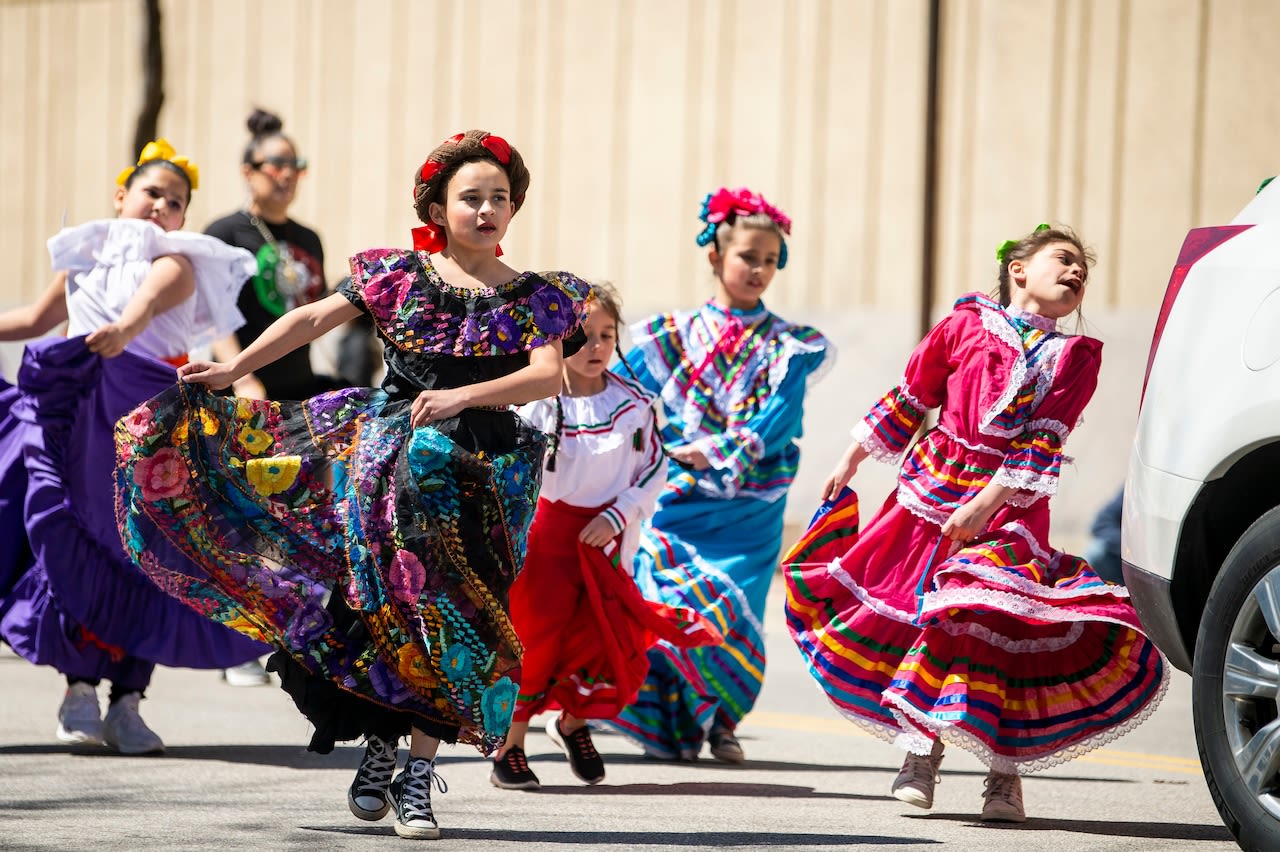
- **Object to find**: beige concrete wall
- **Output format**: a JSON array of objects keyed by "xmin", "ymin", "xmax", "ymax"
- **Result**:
[{"xmin": 2, "ymin": 0, "xmax": 1277, "ymax": 543}]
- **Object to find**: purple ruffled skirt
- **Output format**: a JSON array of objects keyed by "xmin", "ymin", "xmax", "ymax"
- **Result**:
[{"xmin": 0, "ymin": 337, "xmax": 266, "ymax": 680}]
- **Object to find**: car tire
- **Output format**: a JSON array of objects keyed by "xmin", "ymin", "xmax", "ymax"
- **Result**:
[{"xmin": 1193, "ymin": 505, "xmax": 1280, "ymax": 851}]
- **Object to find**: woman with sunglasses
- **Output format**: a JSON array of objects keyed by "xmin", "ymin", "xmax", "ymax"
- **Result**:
[
  {"xmin": 205, "ymin": 108, "xmax": 333, "ymax": 687},
  {"xmin": 206, "ymin": 108, "xmax": 329, "ymax": 405}
]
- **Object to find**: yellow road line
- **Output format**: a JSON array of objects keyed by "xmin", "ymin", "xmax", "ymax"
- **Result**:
[{"xmin": 745, "ymin": 710, "xmax": 1202, "ymax": 775}]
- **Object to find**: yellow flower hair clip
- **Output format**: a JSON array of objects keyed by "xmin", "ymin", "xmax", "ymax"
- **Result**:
[{"xmin": 116, "ymin": 138, "xmax": 200, "ymax": 191}]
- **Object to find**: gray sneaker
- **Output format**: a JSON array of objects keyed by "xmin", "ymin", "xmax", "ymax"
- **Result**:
[
  {"xmin": 103, "ymin": 694, "xmax": 165, "ymax": 755},
  {"xmin": 56, "ymin": 682, "xmax": 104, "ymax": 746},
  {"xmin": 891, "ymin": 742, "xmax": 944, "ymax": 809},
  {"xmin": 980, "ymin": 771, "xmax": 1026, "ymax": 822}
]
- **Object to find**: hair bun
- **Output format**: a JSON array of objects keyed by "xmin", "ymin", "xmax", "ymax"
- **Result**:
[{"xmin": 247, "ymin": 108, "xmax": 284, "ymax": 138}]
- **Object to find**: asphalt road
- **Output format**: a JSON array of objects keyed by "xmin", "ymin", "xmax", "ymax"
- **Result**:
[{"xmin": 0, "ymin": 586, "xmax": 1237, "ymax": 851}]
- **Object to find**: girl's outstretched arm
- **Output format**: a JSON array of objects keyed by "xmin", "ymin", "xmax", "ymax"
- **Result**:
[
  {"xmin": 180, "ymin": 291, "xmax": 361, "ymax": 389},
  {"xmin": 86, "ymin": 254, "xmax": 195, "ymax": 357},
  {"xmin": 210, "ymin": 334, "xmax": 268, "ymax": 399},
  {"xmin": 410, "ymin": 341, "xmax": 563, "ymax": 428},
  {"xmin": 822, "ymin": 441, "xmax": 870, "ymax": 502},
  {"xmin": 0, "ymin": 274, "xmax": 69, "ymax": 341}
]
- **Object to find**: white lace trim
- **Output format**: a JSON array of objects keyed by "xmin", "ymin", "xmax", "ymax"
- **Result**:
[
  {"xmin": 823, "ymin": 560, "xmax": 916, "ymax": 623},
  {"xmin": 766, "ymin": 323, "xmax": 834, "ymax": 395},
  {"xmin": 921, "ymin": 519, "xmax": 1132, "ymax": 607},
  {"xmin": 883, "ymin": 656, "xmax": 1170, "ymax": 774},
  {"xmin": 936, "ymin": 618, "xmax": 1086, "ymax": 653},
  {"xmin": 934, "ymin": 422, "xmax": 1004, "ymax": 456},
  {"xmin": 1021, "ymin": 416, "xmax": 1069, "ymax": 444},
  {"xmin": 992, "ymin": 466, "xmax": 1058, "ymax": 495},
  {"xmin": 894, "ymin": 484, "xmax": 952, "ymax": 528},
  {"xmin": 922, "ymin": 586, "xmax": 1145, "ymax": 628},
  {"xmin": 977, "ymin": 308, "xmax": 1030, "ymax": 436},
  {"xmin": 1004, "ymin": 490, "xmax": 1048, "ymax": 508},
  {"xmin": 1000, "ymin": 520, "xmax": 1053, "ymax": 563},
  {"xmin": 975, "ymin": 308, "xmax": 1068, "ymax": 440},
  {"xmin": 851, "ymin": 418, "xmax": 903, "ymax": 464},
  {"xmin": 1005, "ymin": 304, "xmax": 1058, "ymax": 331}
]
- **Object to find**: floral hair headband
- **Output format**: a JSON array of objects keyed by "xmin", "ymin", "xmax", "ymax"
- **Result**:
[
  {"xmin": 116, "ymin": 138, "xmax": 199, "ymax": 191},
  {"xmin": 412, "ymin": 131, "xmax": 515, "ymax": 256},
  {"xmin": 696, "ymin": 187, "xmax": 792, "ymax": 269},
  {"xmin": 995, "ymin": 222, "xmax": 1050, "ymax": 266}
]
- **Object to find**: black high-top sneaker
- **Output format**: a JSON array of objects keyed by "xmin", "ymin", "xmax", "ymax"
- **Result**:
[
  {"xmin": 389, "ymin": 756, "xmax": 448, "ymax": 839},
  {"xmin": 348, "ymin": 735, "xmax": 398, "ymax": 821}
]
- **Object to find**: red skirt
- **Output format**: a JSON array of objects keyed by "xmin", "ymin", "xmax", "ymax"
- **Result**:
[{"xmin": 510, "ymin": 499, "xmax": 721, "ymax": 721}]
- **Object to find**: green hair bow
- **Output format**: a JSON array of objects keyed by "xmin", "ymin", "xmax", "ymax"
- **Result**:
[{"xmin": 996, "ymin": 222, "xmax": 1050, "ymax": 265}]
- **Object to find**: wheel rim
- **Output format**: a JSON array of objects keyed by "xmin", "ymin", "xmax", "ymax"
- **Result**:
[{"xmin": 1223, "ymin": 561, "xmax": 1280, "ymax": 819}]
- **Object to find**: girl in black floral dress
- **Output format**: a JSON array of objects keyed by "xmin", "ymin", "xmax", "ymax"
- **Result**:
[{"xmin": 115, "ymin": 130, "xmax": 587, "ymax": 840}]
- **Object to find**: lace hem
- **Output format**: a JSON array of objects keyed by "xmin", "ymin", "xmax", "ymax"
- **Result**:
[
  {"xmin": 884, "ymin": 657, "xmax": 1170, "ymax": 774},
  {"xmin": 991, "ymin": 466, "xmax": 1058, "ymax": 496},
  {"xmin": 922, "ymin": 586, "xmax": 1143, "ymax": 630},
  {"xmin": 851, "ymin": 419, "xmax": 903, "ymax": 464},
  {"xmin": 894, "ymin": 484, "xmax": 952, "ymax": 528},
  {"xmin": 1004, "ymin": 490, "xmax": 1048, "ymax": 508},
  {"xmin": 823, "ymin": 560, "xmax": 916, "ymax": 623},
  {"xmin": 935, "ymin": 618, "xmax": 1086, "ymax": 654}
]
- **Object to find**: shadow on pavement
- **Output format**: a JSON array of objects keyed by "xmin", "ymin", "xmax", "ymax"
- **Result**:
[
  {"xmin": 909, "ymin": 813, "xmax": 1232, "ymax": 842},
  {"xmin": 0, "ymin": 743, "xmax": 372, "ymax": 769},
  {"xmin": 546, "ymin": 752, "xmax": 863, "ymax": 773},
  {"xmin": 298, "ymin": 826, "xmax": 938, "ymax": 846},
  {"xmin": 533, "ymin": 781, "xmax": 884, "ymax": 800}
]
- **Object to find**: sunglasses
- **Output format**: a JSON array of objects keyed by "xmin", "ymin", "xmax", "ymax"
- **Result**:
[{"xmin": 251, "ymin": 156, "xmax": 308, "ymax": 172}]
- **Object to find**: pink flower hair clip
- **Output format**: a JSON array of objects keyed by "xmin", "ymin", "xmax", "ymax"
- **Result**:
[{"xmin": 695, "ymin": 187, "xmax": 792, "ymax": 268}]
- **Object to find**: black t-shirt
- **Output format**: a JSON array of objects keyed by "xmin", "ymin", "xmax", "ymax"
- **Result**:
[{"xmin": 204, "ymin": 210, "xmax": 328, "ymax": 399}]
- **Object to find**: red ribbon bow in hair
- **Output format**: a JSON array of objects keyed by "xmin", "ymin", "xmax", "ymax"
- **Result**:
[
  {"xmin": 481, "ymin": 134, "xmax": 512, "ymax": 164},
  {"xmin": 411, "ymin": 223, "xmax": 448, "ymax": 254}
]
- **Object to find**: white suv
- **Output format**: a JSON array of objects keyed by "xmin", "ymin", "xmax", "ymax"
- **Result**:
[{"xmin": 1124, "ymin": 177, "xmax": 1280, "ymax": 851}]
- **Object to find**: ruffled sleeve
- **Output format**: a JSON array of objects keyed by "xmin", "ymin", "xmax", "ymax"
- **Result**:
[
  {"xmin": 50, "ymin": 219, "xmax": 252, "ymax": 351},
  {"xmin": 991, "ymin": 336, "xmax": 1102, "ymax": 499},
  {"xmin": 852, "ymin": 308, "xmax": 960, "ymax": 462}
]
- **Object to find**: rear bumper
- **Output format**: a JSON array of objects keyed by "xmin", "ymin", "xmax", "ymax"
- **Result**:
[{"xmin": 1123, "ymin": 559, "xmax": 1192, "ymax": 673}]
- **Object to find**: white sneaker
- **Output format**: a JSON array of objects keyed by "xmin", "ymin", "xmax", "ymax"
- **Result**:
[
  {"xmin": 981, "ymin": 771, "xmax": 1026, "ymax": 822},
  {"xmin": 56, "ymin": 682, "xmax": 105, "ymax": 746},
  {"xmin": 103, "ymin": 694, "xmax": 165, "ymax": 755},
  {"xmin": 222, "ymin": 659, "xmax": 271, "ymax": 687},
  {"xmin": 891, "ymin": 742, "xmax": 944, "ymax": 809}
]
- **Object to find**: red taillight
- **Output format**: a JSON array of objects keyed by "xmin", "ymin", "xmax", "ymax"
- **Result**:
[{"xmin": 1140, "ymin": 225, "xmax": 1254, "ymax": 408}]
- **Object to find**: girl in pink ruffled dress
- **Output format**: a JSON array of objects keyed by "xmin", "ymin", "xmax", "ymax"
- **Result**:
[{"xmin": 784, "ymin": 225, "xmax": 1167, "ymax": 822}]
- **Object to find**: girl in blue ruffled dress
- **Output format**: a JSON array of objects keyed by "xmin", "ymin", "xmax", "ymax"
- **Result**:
[{"xmin": 608, "ymin": 188, "xmax": 833, "ymax": 763}]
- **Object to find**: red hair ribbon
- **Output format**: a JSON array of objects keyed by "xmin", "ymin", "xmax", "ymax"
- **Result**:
[
  {"xmin": 481, "ymin": 134, "xmax": 512, "ymax": 164},
  {"xmin": 410, "ymin": 223, "xmax": 503, "ymax": 257},
  {"xmin": 420, "ymin": 159, "xmax": 444, "ymax": 184},
  {"xmin": 411, "ymin": 223, "xmax": 447, "ymax": 254}
]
